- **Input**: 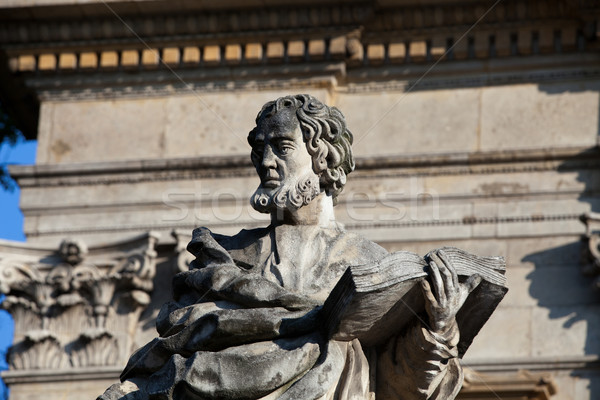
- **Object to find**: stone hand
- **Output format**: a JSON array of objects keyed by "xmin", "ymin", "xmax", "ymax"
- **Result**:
[{"xmin": 419, "ymin": 249, "xmax": 482, "ymax": 333}]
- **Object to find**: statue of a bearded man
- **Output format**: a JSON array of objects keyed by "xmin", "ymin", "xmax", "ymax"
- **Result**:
[{"xmin": 100, "ymin": 94, "xmax": 491, "ymax": 400}]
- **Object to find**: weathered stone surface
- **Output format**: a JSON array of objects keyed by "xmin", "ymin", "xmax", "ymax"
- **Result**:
[
  {"xmin": 4, "ymin": 1, "xmax": 600, "ymax": 399},
  {"xmin": 0, "ymin": 233, "xmax": 159, "ymax": 370},
  {"xmin": 100, "ymin": 94, "xmax": 504, "ymax": 400},
  {"xmin": 463, "ymin": 306, "xmax": 532, "ymax": 359},
  {"xmin": 480, "ymin": 82, "xmax": 600, "ymax": 151},
  {"xmin": 337, "ymin": 89, "xmax": 481, "ymax": 156}
]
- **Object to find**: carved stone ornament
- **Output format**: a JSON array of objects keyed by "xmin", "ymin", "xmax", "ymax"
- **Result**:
[
  {"xmin": 100, "ymin": 95, "xmax": 507, "ymax": 400},
  {"xmin": 581, "ymin": 212, "xmax": 600, "ymax": 289},
  {"xmin": 171, "ymin": 230, "xmax": 193, "ymax": 274},
  {"xmin": 461, "ymin": 368, "xmax": 557, "ymax": 400},
  {"xmin": 0, "ymin": 232, "xmax": 159, "ymax": 370}
]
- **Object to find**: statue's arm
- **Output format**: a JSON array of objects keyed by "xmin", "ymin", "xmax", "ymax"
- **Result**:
[
  {"xmin": 377, "ymin": 250, "xmax": 481, "ymax": 400},
  {"xmin": 376, "ymin": 317, "xmax": 462, "ymax": 400}
]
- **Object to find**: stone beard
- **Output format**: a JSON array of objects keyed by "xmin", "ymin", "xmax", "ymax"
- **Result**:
[{"xmin": 250, "ymin": 172, "xmax": 321, "ymax": 214}]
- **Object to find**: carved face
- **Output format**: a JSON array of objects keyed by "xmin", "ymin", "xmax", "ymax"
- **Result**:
[{"xmin": 250, "ymin": 107, "xmax": 320, "ymax": 212}]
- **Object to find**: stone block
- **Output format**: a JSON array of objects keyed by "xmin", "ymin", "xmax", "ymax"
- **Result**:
[
  {"xmin": 501, "ymin": 266, "xmax": 538, "ymax": 310},
  {"xmin": 329, "ymin": 36, "xmax": 346, "ymax": 59},
  {"xmin": 531, "ymin": 306, "xmax": 600, "ymax": 357},
  {"xmin": 463, "ymin": 307, "xmax": 532, "ymax": 359},
  {"xmin": 471, "ymin": 221, "xmax": 496, "ymax": 238},
  {"xmin": 79, "ymin": 52, "xmax": 97, "ymax": 68},
  {"xmin": 6, "ymin": 377, "xmax": 120, "ymax": 400},
  {"xmin": 162, "ymin": 47, "xmax": 180, "ymax": 66},
  {"xmin": 38, "ymin": 54, "xmax": 56, "ymax": 70},
  {"xmin": 58, "ymin": 53, "xmax": 76, "ymax": 69},
  {"xmin": 100, "ymin": 51, "xmax": 118, "ymax": 68},
  {"xmin": 287, "ymin": 40, "xmax": 305, "ymax": 61},
  {"xmin": 408, "ymin": 40, "xmax": 426, "ymax": 62},
  {"xmin": 224, "ymin": 44, "xmax": 241, "ymax": 64},
  {"xmin": 480, "ymin": 82, "xmax": 600, "ymax": 151},
  {"xmin": 336, "ymin": 88, "xmax": 480, "ymax": 156},
  {"xmin": 366, "ymin": 44, "xmax": 385, "ymax": 64},
  {"xmin": 163, "ymin": 90, "xmax": 330, "ymax": 159},
  {"xmin": 203, "ymin": 45, "xmax": 221, "ymax": 65},
  {"xmin": 120, "ymin": 50, "xmax": 139, "ymax": 67},
  {"xmin": 17, "ymin": 54, "xmax": 35, "ymax": 71},
  {"xmin": 182, "ymin": 47, "xmax": 200, "ymax": 64},
  {"xmin": 308, "ymin": 39, "xmax": 326, "ymax": 60},
  {"xmin": 141, "ymin": 48, "xmax": 159, "ymax": 67},
  {"xmin": 507, "ymin": 236, "xmax": 583, "ymax": 268},
  {"xmin": 37, "ymin": 98, "xmax": 167, "ymax": 164},
  {"xmin": 266, "ymin": 41, "xmax": 284, "ymax": 61},
  {"xmin": 245, "ymin": 43, "xmax": 263, "ymax": 63},
  {"xmin": 388, "ymin": 42, "xmax": 406, "ymax": 62},
  {"xmin": 526, "ymin": 265, "xmax": 598, "ymax": 308}
]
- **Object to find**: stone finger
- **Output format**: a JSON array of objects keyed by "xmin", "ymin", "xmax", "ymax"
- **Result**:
[
  {"xmin": 419, "ymin": 279, "xmax": 439, "ymax": 308},
  {"xmin": 434, "ymin": 252, "xmax": 455, "ymax": 294},
  {"xmin": 428, "ymin": 260, "xmax": 446, "ymax": 305},
  {"xmin": 430, "ymin": 253, "xmax": 452, "ymax": 297},
  {"xmin": 438, "ymin": 249, "xmax": 459, "ymax": 289}
]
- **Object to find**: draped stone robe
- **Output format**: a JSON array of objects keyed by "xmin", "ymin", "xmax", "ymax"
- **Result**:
[{"xmin": 100, "ymin": 224, "xmax": 463, "ymax": 400}]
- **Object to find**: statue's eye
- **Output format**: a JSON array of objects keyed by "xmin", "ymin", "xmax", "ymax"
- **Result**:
[{"xmin": 278, "ymin": 141, "xmax": 294, "ymax": 155}]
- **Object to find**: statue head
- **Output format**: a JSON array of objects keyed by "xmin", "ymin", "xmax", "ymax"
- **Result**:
[{"xmin": 248, "ymin": 94, "xmax": 354, "ymax": 213}]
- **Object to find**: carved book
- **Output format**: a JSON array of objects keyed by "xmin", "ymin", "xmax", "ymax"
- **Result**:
[{"xmin": 321, "ymin": 247, "xmax": 508, "ymax": 356}]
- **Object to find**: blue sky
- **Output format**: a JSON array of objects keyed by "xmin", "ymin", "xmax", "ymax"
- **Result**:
[
  {"xmin": 0, "ymin": 139, "xmax": 37, "ymax": 241},
  {"xmin": 0, "ymin": 138, "xmax": 36, "ymax": 399}
]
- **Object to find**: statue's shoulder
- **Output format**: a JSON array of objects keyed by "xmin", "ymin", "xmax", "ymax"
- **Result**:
[
  {"xmin": 212, "ymin": 227, "xmax": 271, "ymax": 250},
  {"xmin": 189, "ymin": 226, "xmax": 270, "ymax": 251},
  {"xmin": 323, "ymin": 226, "xmax": 389, "ymax": 265}
]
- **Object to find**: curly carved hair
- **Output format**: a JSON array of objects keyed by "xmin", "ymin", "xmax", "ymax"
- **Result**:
[{"xmin": 248, "ymin": 94, "xmax": 355, "ymax": 203}]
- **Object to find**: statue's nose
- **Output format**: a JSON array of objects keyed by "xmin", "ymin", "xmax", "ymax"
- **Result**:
[{"xmin": 261, "ymin": 145, "xmax": 277, "ymax": 169}]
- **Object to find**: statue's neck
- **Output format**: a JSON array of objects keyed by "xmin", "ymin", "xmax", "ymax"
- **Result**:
[{"xmin": 270, "ymin": 192, "xmax": 336, "ymax": 228}]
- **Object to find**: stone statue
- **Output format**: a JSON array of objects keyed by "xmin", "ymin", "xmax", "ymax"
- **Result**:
[{"xmin": 100, "ymin": 94, "xmax": 506, "ymax": 400}]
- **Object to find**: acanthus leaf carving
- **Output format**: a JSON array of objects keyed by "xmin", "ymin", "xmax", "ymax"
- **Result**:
[
  {"xmin": 8, "ymin": 330, "xmax": 66, "ymax": 370},
  {"xmin": 1, "ymin": 232, "xmax": 160, "ymax": 370},
  {"xmin": 68, "ymin": 328, "xmax": 119, "ymax": 368}
]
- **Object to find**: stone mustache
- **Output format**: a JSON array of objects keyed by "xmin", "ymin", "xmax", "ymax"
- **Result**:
[{"xmin": 100, "ymin": 94, "xmax": 507, "ymax": 400}]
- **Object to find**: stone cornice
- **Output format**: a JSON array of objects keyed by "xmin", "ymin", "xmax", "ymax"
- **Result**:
[
  {"xmin": 17, "ymin": 53, "xmax": 598, "ymax": 103},
  {"xmin": 2, "ymin": 354, "xmax": 597, "ymax": 385},
  {"xmin": 463, "ymin": 355, "xmax": 600, "ymax": 372},
  {"xmin": 1, "ymin": 366, "xmax": 121, "ymax": 384},
  {"xmin": 4, "ymin": 0, "xmax": 597, "ymax": 77},
  {"xmin": 2, "ymin": 1, "xmax": 586, "ymax": 48},
  {"xmin": 2, "ymin": 0, "xmax": 599, "ymax": 136},
  {"xmin": 9, "ymin": 146, "xmax": 600, "ymax": 188}
]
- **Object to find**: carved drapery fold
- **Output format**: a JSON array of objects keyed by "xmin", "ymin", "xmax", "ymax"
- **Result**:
[{"xmin": 0, "ymin": 232, "xmax": 159, "ymax": 370}]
